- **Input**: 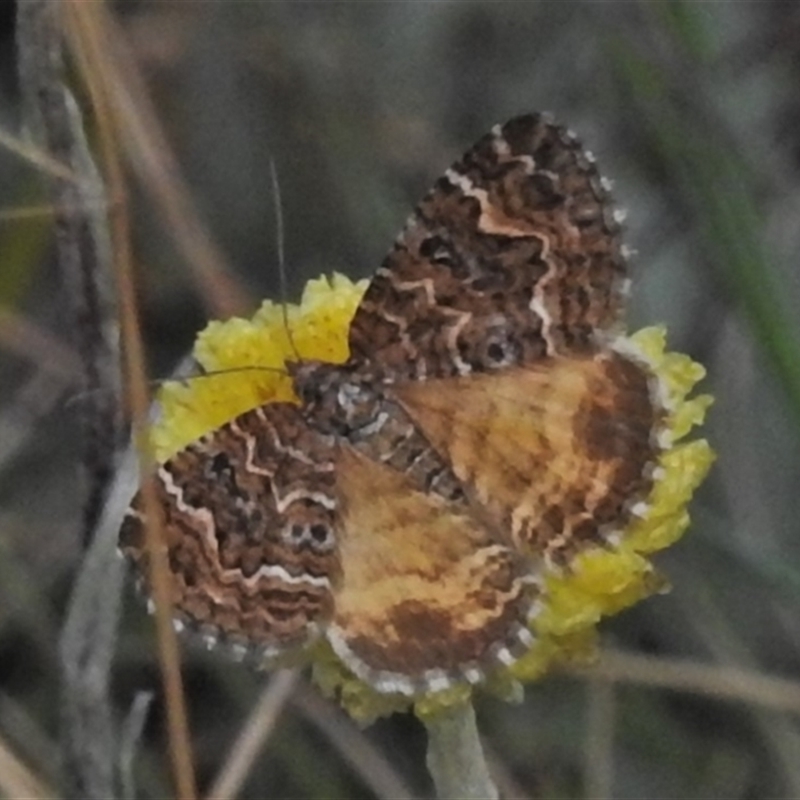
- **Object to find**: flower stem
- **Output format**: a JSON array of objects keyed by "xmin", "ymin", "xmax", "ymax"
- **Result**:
[{"xmin": 423, "ymin": 701, "xmax": 499, "ymax": 800}]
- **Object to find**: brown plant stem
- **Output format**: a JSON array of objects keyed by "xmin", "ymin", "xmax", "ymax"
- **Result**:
[{"xmin": 63, "ymin": 3, "xmax": 198, "ymax": 798}]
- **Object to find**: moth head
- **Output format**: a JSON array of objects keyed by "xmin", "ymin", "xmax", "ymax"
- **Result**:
[{"xmin": 287, "ymin": 359, "xmax": 334, "ymax": 406}]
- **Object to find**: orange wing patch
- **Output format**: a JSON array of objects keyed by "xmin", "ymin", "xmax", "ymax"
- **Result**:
[
  {"xmin": 327, "ymin": 445, "xmax": 536, "ymax": 696},
  {"xmin": 395, "ymin": 351, "xmax": 661, "ymax": 566}
]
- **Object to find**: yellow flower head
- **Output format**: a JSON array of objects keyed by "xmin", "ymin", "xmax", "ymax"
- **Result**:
[{"xmin": 152, "ymin": 274, "xmax": 714, "ymax": 723}]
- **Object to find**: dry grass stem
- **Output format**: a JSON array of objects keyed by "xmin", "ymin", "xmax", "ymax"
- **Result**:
[
  {"xmin": 0, "ymin": 125, "xmax": 79, "ymax": 183},
  {"xmin": 16, "ymin": 0, "xmax": 121, "ymax": 542},
  {"xmin": 578, "ymin": 650, "xmax": 800, "ymax": 716},
  {"xmin": 0, "ymin": 370, "xmax": 74, "ymax": 473},
  {"xmin": 0, "ymin": 200, "xmax": 116, "ymax": 223},
  {"xmin": 0, "ymin": 308, "xmax": 83, "ymax": 472},
  {"xmin": 80, "ymin": 4, "xmax": 251, "ymax": 319},
  {"xmin": 481, "ymin": 740, "xmax": 531, "ymax": 800},
  {"xmin": 681, "ymin": 578, "xmax": 800, "ymax": 796},
  {"xmin": 0, "ymin": 307, "xmax": 82, "ymax": 380},
  {"xmin": 0, "ymin": 733, "xmax": 60, "ymax": 800},
  {"xmin": 206, "ymin": 669, "xmax": 299, "ymax": 800},
  {"xmin": 0, "ymin": 690, "xmax": 59, "ymax": 782},
  {"xmin": 118, "ymin": 691, "xmax": 154, "ymax": 800},
  {"xmin": 16, "ymin": 2, "xmax": 124, "ymax": 795},
  {"xmin": 292, "ymin": 688, "xmax": 419, "ymax": 800},
  {"xmin": 64, "ymin": 2, "xmax": 197, "ymax": 797}
]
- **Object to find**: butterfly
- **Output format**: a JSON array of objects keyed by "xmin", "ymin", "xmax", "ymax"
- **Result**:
[{"xmin": 120, "ymin": 113, "xmax": 663, "ymax": 697}]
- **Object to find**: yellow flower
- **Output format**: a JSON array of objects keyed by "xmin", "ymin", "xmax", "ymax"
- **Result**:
[
  {"xmin": 151, "ymin": 274, "xmax": 714, "ymax": 723},
  {"xmin": 152, "ymin": 274, "xmax": 368, "ymax": 460}
]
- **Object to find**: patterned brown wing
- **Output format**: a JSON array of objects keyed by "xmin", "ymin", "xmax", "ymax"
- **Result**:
[
  {"xmin": 348, "ymin": 113, "xmax": 626, "ymax": 378},
  {"xmin": 119, "ymin": 403, "xmax": 339, "ymax": 661},
  {"xmin": 327, "ymin": 444, "xmax": 537, "ymax": 696},
  {"xmin": 392, "ymin": 351, "xmax": 663, "ymax": 567}
]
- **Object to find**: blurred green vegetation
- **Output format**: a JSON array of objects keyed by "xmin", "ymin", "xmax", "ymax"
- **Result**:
[{"xmin": 2, "ymin": 2, "xmax": 800, "ymax": 798}]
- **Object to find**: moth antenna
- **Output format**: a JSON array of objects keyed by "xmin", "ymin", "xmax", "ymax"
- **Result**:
[
  {"xmin": 269, "ymin": 157, "xmax": 301, "ymax": 363},
  {"xmin": 65, "ymin": 366, "xmax": 289, "ymax": 409},
  {"xmin": 183, "ymin": 364, "xmax": 289, "ymax": 386},
  {"xmin": 185, "ymin": 364, "xmax": 289, "ymax": 381}
]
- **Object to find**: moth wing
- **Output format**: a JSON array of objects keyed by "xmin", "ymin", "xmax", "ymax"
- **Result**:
[
  {"xmin": 348, "ymin": 113, "xmax": 626, "ymax": 378},
  {"xmin": 120, "ymin": 402, "xmax": 339, "ymax": 660},
  {"xmin": 327, "ymin": 444, "xmax": 536, "ymax": 696},
  {"xmin": 393, "ymin": 352, "xmax": 661, "ymax": 565}
]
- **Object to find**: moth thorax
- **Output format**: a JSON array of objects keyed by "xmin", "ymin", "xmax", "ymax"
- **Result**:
[{"xmin": 288, "ymin": 360, "xmax": 382, "ymax": 436}]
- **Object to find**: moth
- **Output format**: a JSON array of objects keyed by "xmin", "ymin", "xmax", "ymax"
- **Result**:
[{"xmin": 120, "ymin": 113, "xmax": 662, "ymax": 696}]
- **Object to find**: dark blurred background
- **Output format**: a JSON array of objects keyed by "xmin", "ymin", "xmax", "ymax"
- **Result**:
[{"xmin": 2, "ymin": 2, "xmax": 800, "ymax": 798}]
